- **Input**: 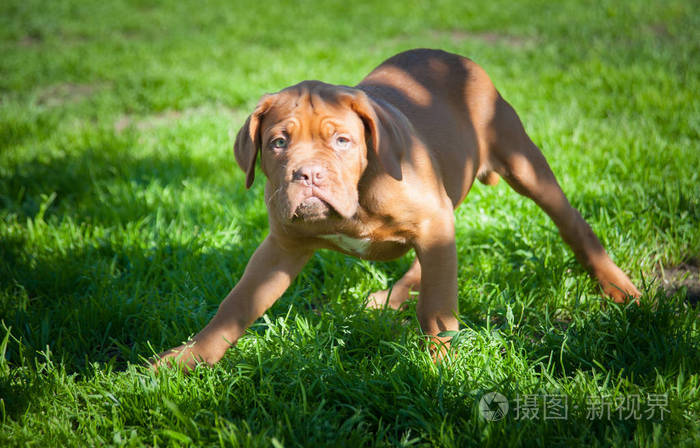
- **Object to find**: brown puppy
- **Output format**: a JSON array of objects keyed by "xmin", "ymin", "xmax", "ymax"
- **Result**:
[{"xmin": 154, "ymin": 49, "xmax": 640, "ymax": 370}]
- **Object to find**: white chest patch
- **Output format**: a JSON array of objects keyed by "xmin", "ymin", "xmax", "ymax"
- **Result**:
[{"xmin": 318, "ymin": 234, "xmax": 372, "ymax": 255}]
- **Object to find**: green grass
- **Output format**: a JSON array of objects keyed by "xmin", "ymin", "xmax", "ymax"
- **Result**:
[{"xmin": 1, "ymin": 0, "xmax": 699, "ymax": 446}]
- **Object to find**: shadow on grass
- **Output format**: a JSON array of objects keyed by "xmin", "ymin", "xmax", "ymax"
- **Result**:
[
  {"xmin": 1, "ymin": 237, "xmax": 239, "ymax": 363},
  {"xmin": 521, "ymin": 290, "xmax": 700, "ymax": 381},
  {"xmin": 0, "ymin": 139, "xmax": 262, "ymax": 227}
]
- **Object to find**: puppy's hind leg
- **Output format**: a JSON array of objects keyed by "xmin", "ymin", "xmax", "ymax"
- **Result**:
[
  {"xmin": 487, "ymin": 96, "xmax": 640, "ymax": 302},
  {"xmin": 367, "ymin": 257, "xmax": 421, "ymax": 309}
]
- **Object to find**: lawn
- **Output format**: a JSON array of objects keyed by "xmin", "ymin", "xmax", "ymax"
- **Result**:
[{"xmin": 1, "ymin": 0, "xmax": 699, "ymax": 446}]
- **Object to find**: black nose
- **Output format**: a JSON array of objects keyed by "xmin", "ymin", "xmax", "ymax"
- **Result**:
[{"xmin": 292, "ymin": 165, "xmax": 326, "ymax": 186}]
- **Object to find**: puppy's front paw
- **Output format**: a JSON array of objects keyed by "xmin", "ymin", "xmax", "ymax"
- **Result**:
[
  {"xmin": 149, "ymin": 342, "xmax": 216, "ymax": 373},
  {"xmin": 366, "ymin": 286, "xmax": 414, "ymax": 310},
  {"xmin": 598, "ymin": 267, "xmax": 642, "ymax": 304},
  {"xmin": 366, "ymin": 289, "xmax": 392, "ymax": 309}
]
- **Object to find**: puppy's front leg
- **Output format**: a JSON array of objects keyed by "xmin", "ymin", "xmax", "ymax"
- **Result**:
[
  {"xmin": 152, "ymin": 235, "xmax": 312, "ymax": 370},
  {"xmin": 413, "ymin": 212, "xmax": 460, "ymax": 353}
]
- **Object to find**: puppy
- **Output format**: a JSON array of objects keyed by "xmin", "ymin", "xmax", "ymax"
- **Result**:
[{"xmin": 154, "ymin": 49, "xmax": 640, "ymax": 369}]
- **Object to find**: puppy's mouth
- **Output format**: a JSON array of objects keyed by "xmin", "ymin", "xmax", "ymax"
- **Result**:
[
  {"xmin": 290, "ymin": 187, "xmax": 355, "ymax": 221},
  {"xmin": 294, "ymin": 196, "xmax": 332, "ymax": 220}
]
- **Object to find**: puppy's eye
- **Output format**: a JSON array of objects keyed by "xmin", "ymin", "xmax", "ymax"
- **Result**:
[
  {"xmin": 333, "ymin": 135, "xmax": 352, "ymax": 150},
  {"xmin": 270, "ymin": 137, "xmax": 288, "ymax": 150}
]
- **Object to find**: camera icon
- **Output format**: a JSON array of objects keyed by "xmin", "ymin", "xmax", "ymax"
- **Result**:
[{"xmin": 479, "ymin": 392, "xmax": 509, "ymax": 421}]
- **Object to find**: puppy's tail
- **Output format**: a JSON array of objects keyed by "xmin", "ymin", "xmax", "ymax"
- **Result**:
[{"xmin": 476, "ymin": 169, "xmax": 500, "ymax": 186}]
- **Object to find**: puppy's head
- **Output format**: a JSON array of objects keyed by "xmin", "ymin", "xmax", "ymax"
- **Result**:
[{"xmin": 234, "ymin": 81, "xmax": 411, "ymax": 224}]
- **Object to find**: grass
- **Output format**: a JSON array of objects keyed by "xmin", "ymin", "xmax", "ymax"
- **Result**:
[{"xmin": 1, "ymin": 0, "xmax": 699, "ymax": 446}]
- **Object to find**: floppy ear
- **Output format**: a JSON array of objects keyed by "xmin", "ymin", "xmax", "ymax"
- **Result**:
[
  {"xmin": 233, "ymin": 95, "xmax": 274, "ymax": 189},
  {"xmin": 349, "ymin": 90, "xmax": 413, "ymax": 181}
]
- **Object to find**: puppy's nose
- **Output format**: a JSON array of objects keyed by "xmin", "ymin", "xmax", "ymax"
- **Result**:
[{"xmin": 292, "ymin": 165, "xmax": 326, "ymax": 186}]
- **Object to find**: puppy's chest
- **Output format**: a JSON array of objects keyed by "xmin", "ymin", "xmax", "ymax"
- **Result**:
[
  {"xmin": 317, "ymin": 231, "xmax": 411, "ymax": 260},
  {"xmin": 318, "ymin": 234, "xmax": 372, "ymax": 255}
]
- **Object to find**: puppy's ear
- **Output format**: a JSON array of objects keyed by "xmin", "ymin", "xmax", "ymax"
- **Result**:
[
  {"xmin": 349, "ymin": 90, "xmax": 413, "ymax": 181},
  {"xmin": 234, "ymin": 95, "xmax": 274, "ymax": 189}
]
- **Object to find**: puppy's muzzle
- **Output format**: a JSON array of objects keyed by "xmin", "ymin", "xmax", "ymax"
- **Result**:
[{"xmin": 287, "ymin": 163, "xmax": 335, "ymax": 220}]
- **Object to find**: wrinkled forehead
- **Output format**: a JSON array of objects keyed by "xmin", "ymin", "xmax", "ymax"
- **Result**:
[{"xmin": 260, "ymin": 84, "xmax": 363, "ymax": 138}]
